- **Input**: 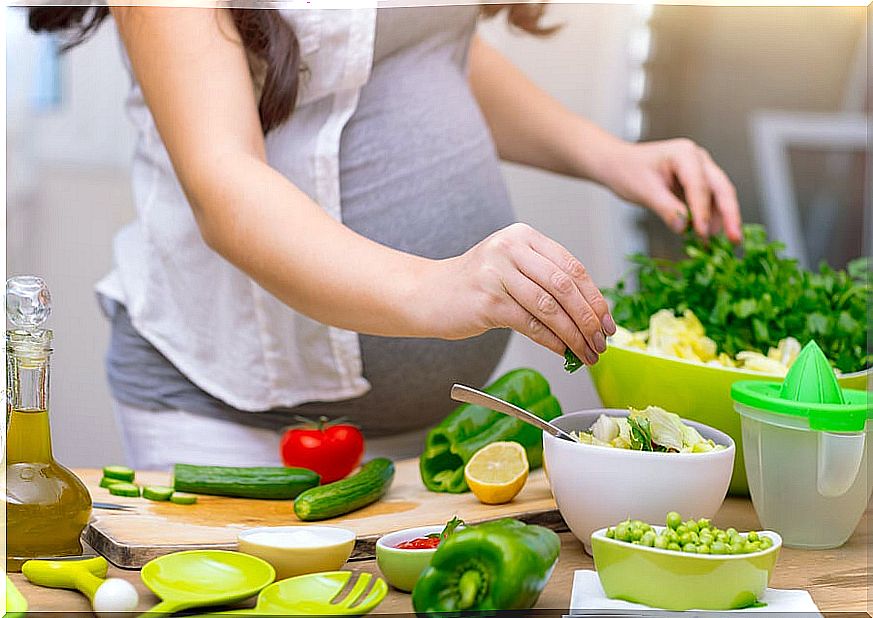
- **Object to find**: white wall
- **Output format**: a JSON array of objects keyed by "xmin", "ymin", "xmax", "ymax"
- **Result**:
[
  {"xmin": 7, "ymin": 13, "xmax": 135, "ymax": 466},
  {"xmin": 7, "ymin": 5, "xmax": 642, "ymax": 466}
]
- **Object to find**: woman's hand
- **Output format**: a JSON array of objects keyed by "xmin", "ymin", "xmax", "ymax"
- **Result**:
[
  {"xmin": 467, "ymin": 39, "xmax": 742, "ymax": 243},
  {"xmin": 429, "ymin": 223, "xmax": 616, "ymax": 366},
  {"xmin": 594, "ymin": 138, "xmax": 743, "ymax": 243}
]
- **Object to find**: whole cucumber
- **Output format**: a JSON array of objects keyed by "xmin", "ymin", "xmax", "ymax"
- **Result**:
[
  {"xmin": 173, "ymin": 464, "xmax": 320, "ymax": 500},
  {"xmin": 294, "ymin": 458, "xmax": 395, "ymax": 521}
]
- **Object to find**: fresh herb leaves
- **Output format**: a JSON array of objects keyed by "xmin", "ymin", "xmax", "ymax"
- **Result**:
[
  {"xmin": 564, "ymin": 348, "xmax": 584, "ymax": 374},
  {"xmin": 627, "ymin": 416, "xmax": 654, "ymax": 451},
  {"xmin": 602, "ymin": 225, "xmax": 871, "ymax": 374}
]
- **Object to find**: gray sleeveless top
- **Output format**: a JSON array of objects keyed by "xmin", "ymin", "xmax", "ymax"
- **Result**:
[{"xmin": 103, "ymin": 5, "xmax": 514, "ymax": 436}]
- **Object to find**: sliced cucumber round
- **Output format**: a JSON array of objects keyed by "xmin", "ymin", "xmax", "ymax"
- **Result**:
[
  {"xmin": 143, "ymin": 486, "xmax": 174, "ymax": 501},
  {"xmin": 102, "ymin": 466, "xmax": 136, "ymax": 482},
  {"xmin": 99, "ymin": 476, "xmax": 126, "ymax": 489},
  {"xmin": 108, "ymin": 483, "xmax": 141, "ymax": 498},
  {"xmin": 169, "ymin": 492, "xmax": 197, "ymax": 505}
]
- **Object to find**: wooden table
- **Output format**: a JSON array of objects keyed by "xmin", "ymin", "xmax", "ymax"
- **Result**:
[{"xmin": 11, "ymin": 498, "xmax": 870, "ymax": 615}]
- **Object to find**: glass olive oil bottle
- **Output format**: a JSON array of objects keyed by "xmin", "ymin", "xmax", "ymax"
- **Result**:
[{"xmin": 6, "ymin": 276, "xmax": 92, "ymax": 571}]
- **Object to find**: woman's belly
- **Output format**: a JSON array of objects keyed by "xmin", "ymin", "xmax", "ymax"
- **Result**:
[{"xmin": 331, "ymin": 22, "xmax": 516, "ymax": 434}]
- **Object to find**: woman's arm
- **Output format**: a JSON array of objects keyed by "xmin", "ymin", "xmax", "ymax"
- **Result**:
[
  {"xmin": 111, "ymin": 8, "xmax": 615, "ymax": 365},
  {"xmin": 468, "ymin": 36, "xmax": 742, "ymax": 242}
]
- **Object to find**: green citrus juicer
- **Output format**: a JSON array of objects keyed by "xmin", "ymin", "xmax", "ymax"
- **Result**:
[
  {"xmin": 139, "ymin": 550, "xmax": 275, "ymax": 616},
  {"xmin": 732, "ymin": 341, "xmax": 872, "ymax": 548},
  {"xmin": 22, "ymin": 556, "xmax": 140, "ymax": 616},
  {"xmin": 192, "ymin": 571, "xmax": 388, "ymax": 616},
  {"xmin": 6, "ymin": 576, "xmax": 28, "ymax": 618}
]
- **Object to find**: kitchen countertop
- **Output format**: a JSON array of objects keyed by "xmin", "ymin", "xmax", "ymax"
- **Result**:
[{"xmin": 11, "ymin": 497, "xmax": 870, "ymax": 614}]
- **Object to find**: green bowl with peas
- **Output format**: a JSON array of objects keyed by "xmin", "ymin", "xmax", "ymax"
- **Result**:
[{"xmin": 591, "ymin": 515, "xmax": 782, "ymax": 611}]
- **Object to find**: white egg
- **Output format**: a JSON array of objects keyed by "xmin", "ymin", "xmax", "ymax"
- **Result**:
[{"xmin": 93, "ymin": 578, "xmax": 140, "ymax": 616}]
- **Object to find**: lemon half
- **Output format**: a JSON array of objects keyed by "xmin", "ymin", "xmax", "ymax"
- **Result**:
[{"xmin": 464, "ymin": 441, "xmax": 529, "ymax": 505}]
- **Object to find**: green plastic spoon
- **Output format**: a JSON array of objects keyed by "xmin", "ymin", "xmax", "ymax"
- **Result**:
[
  {"xmin": 194, "ymin": 571, "xmax": 388, "ymax": 616},
  {"xmin": 140, "ymin": 550, "xmax": 275, "ymax": 615},
  {"xmin": 22, "ymin": 556, "xmax": 140, "ymax": 616},
  {"xmin": 6, "ymin": 576, "xmax": 28, "ymax": 618}
]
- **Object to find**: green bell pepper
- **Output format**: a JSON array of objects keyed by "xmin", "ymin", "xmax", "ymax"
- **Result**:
[
  {"xmin": 412, "ymin": 518, "xmax": 560, "ymax": 612},
  {"xmin": 419, "ymin": 368, "xmax": 562, "ymax": 493}
]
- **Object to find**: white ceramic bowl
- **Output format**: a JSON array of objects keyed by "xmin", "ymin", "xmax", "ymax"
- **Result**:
[
  {"xmin": 237, "ymin": 525, "xmax": 356, "ymax": 580},
  {"xmin": 543, "ymin": 409, "xmax": 735, "ymax": 554}
]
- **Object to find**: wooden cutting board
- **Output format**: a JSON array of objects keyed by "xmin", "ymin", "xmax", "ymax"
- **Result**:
[{"xmin": 81, "ymin": 459, "xmax": 564, "ymax": 569}]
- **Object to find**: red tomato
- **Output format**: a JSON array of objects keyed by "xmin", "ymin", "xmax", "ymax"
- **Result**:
[{"xmin": 280, "ymin": 418, "xmax": 365, "ymax": 484}]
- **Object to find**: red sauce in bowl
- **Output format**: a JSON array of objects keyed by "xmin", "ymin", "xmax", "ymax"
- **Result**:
[{"xmin": 395, "ymin": 536, "xmax": 441, "ymax": 550}]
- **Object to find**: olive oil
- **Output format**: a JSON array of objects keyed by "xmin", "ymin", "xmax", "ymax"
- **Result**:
[{"xmin": 5, "ymin": 276, "xmax": 92, "ymax": 571}]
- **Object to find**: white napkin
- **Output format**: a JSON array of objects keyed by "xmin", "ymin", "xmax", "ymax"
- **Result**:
[{"xmin": 569, "ymin": 570, "xmax": 821, "ymax": 617}]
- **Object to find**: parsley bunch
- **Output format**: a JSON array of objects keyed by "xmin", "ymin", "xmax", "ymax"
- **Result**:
[{"xmin": 603, "ymin": 224, "xmax": 871, "ymax": 374}]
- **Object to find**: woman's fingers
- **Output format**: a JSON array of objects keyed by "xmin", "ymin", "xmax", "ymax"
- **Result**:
[
  {"xmin": 524, "ymin": 230, "xmax": 616, "ymax": 336},
  {"xmin": 500, "ymin": 269, "xmax": 599, "ymax": 364},
  {"xmin": 668, "ymin": 140, "xmax": 711, "ymax": 238},
  {"xmin": 647, "ymin": 182, "xmax": 690, "ymax": 235},
  {"xmin": 699, "ymin": 149, "xmax": 742, "ymax": 243},
  {"xmin": 513, "ymin": 247, "xmax": 608, "ymax": 356},
  {"xmin": 496, "ymin": 301, "xmax": 567, "ymax": 357}
]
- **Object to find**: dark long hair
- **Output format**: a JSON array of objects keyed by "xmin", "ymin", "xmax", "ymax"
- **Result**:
[{"xmin": 28, "ymin": 5, "xmax": 556, "ymax": 133}]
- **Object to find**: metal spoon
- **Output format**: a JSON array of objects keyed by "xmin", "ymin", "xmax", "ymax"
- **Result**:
[{"xmin": 450, "ymin": 384, "xmax": 580, "ymax": 443}]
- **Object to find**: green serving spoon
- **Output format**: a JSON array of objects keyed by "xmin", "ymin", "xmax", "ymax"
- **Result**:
[
  {"xmin": 6, "ymin": 576, "xmax": 28, "ymax": 618},
  {"xmin": 139, "ymin": 550, "xmax": 275, "ymax": 615},
  {"xmin": 196, "ymin": 571, "xmax": 388, "ymax": 616},
  {"xmin": 22, "ymin": 556, "xmax": 140, "ymax": 616}
]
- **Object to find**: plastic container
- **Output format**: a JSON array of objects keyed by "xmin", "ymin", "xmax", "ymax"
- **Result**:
[{"xmin": 731, "ymin": 341, "xmax": 872, "ymax": 549}]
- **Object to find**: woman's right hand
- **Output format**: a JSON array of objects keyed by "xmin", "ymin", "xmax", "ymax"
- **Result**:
[{"xmin": 428, "ymin": 223, "xmax": 616, "ymax": 366}]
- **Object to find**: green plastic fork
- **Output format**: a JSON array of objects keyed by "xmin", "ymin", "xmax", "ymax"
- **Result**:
[{"xmin": 199, "ymin": 571, "xmax": 388, "ymax": 616}]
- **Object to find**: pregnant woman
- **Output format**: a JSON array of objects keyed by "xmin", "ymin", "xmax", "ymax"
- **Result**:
[{"xmin": 29, "ymin": 4, "xmax": 741, "ymax": 468}]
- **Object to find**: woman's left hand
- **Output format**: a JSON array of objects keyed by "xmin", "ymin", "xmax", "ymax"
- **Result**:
[{"xmin": 596, "ymin": 138, "xmax": 743, "ymax": 243}]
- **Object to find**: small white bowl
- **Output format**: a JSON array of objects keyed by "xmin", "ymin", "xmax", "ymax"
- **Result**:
[
  {"xmin": 543, "ymin": 409, "xmax": 735, "ymax": 554},
  {"xmin": 237, "ymin": 525, "xmax": 355, "ymax": 580}
]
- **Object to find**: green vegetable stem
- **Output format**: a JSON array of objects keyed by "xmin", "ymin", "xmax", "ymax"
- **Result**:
[
  {"xmin": 419, "ymin": 368, "xmax": 562, "ymax": 493},
  {"xmin": 412, "ymin": 518, "xmax": 560, "ymax": 612}
]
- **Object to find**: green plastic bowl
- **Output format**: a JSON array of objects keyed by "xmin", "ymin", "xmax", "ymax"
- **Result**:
[
  {"xmin": 375, "ymin": 526, "xmax": 443, "ymax": 593},
  {"xmin": 591, "ymin": 526, "xmax": 782, "ymax": 611},
  {"xmin": 589, "ymin": 344, "xmax": 870, "ymax": 494}
]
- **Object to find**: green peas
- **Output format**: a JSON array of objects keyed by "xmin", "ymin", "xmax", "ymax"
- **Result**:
[
  {"xmin": 679, "ymin": 532, "xmax": 698, "ymax": 545},
  {"xmin": 615, "ymin": 523, "xmax": 630, "ymax": 541},
  {"xmin": 607, "ymin": 515, "xmax": 770, "ymax": 556}
]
